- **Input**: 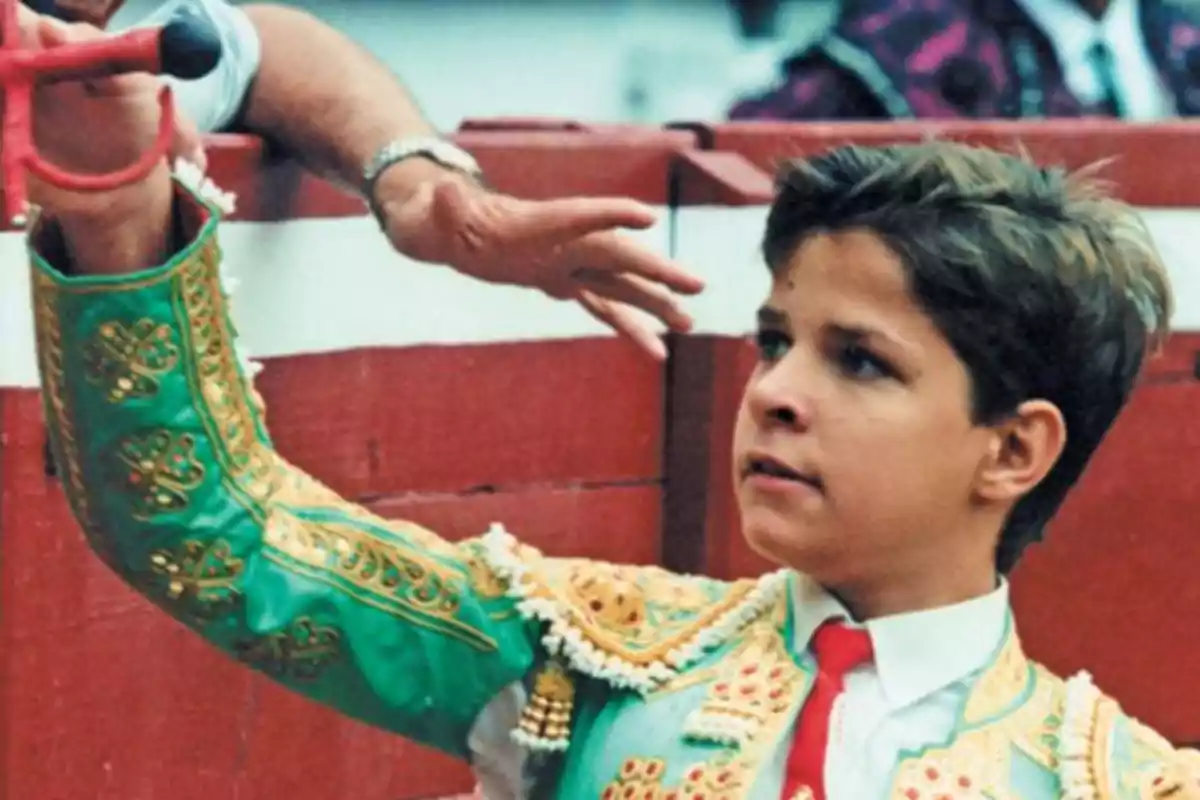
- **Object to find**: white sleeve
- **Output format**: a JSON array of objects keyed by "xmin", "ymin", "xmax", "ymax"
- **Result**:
[{"xmin": 128, "ymin": 0, "xmax": 262, "ymax": 133}]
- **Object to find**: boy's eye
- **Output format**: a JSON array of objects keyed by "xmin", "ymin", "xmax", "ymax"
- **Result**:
[
  {"xmin": 754, "ymin": 330, "xmax": 790, "ymax": 362},
  {"xmin": 837, "ymin": 343, "xmax": 894, "ymax": 381}
]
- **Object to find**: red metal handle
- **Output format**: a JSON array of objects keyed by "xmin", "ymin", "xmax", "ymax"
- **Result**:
[{"xmin": 0, "ymin": 0, "xmax": 191, "ymax": 226}]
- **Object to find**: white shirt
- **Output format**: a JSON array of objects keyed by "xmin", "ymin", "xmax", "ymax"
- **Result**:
[
  {"xmin": 789, "ymin": 573, "xmax": 1011, "ymax": 800},
  {"xmin": 1013, "ymin": 0, "xmax": 1178, "ymax": 119},
  {"xmin": 127, "ymin": 0, "xmax": 262, "ymax": 134}
]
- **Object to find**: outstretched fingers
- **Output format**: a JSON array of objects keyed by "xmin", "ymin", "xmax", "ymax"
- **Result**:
[
  {"xmin": 568, "ymin": 231, "xmax": 705, "ymax": 296},
  {"xmin": 576, "ymin": 289, "xmax": 668, "ymax": 361},
  {"xmin": 574, "ymin": 269, "xmax": 694, "ymax": 333}
]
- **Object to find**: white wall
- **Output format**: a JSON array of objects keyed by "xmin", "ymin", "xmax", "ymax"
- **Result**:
[{"xmin": 114, "ymin": 0, "xmax": 837, "ymax": 129}]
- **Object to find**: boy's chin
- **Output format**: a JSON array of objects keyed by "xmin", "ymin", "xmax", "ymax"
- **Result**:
[{"xmin": 740, "ymin": 508, "xmax": 831, "ymax": 572}]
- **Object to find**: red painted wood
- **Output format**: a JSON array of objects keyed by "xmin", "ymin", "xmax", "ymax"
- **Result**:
[
  {"xmin": 1009, "ymin": 382, "xmax": 1200, "ymax": 744},
  {"xmin": 0, "ymin": 388, "xmax": 10, "ymax": 800},
  {"xmin": 256, "ymin": 339, "xmax": 664, "ymax": 501},
  {"xmin": 368, "ymin": 484, "xmax": 662, "ymax": 565},
  {"xmin": 684, "ymin": 120, "xmax": 1200, "ymax": 207},
  {"xmin": 192, "ymin": 127, "xmax": 696, "ymax": 225}
]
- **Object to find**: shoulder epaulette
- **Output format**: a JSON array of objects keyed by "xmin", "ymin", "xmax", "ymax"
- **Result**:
[{"xmin": 474, "ymin": 523, "xmax": 789, "ymax": 694}]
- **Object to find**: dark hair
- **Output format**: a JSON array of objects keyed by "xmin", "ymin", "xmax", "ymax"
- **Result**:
[{"xmin": 762, "ymin": 142, "xmax": 1173, "ymax": 573}]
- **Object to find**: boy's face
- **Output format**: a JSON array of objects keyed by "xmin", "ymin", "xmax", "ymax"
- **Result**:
[{"xmin": 732, "ymin": 229, "xmax": 1002, "ymax": 589}]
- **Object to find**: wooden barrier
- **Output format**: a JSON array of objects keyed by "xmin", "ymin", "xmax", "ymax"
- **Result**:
[
  {"xmin": 666, "ymin": 120, "xmax": 1200, "ymax": 746},
  {"xmin": 2, "ymin": 120, "xmax": 1199, "ymax": 799}
]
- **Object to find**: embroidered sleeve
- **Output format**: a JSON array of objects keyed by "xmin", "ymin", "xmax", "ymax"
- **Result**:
[{"xmin": 27, "ymin": 175, "xmax": 538, "ymax": 760}]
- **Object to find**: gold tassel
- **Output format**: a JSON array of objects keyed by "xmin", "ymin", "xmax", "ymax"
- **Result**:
[{"xmin": 513, "ymin": 659, "xmax": 575, "ymax": 752}]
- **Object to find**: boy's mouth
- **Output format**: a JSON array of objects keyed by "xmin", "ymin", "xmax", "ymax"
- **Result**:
[{"xmin": 743, "ymin": 453, "xmax": 824, "ymax": 492}]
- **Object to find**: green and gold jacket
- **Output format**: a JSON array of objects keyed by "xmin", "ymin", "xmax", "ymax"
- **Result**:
[{"xmin": 25, "ymin": 173, "xmax": 1200, "ymax": 800}]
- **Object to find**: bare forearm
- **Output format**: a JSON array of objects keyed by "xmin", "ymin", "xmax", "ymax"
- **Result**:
[
  {"xmin": 53, "ymin": 167, "xmax": 176, "ymax": 276},
  {"xmin": 239, "ymin": 4, "xmax": 434, "ymax": 196}
]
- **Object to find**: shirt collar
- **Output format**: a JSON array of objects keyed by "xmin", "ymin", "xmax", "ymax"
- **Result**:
[{"xmin": 789, "ymin": 572, "xmax": 1011, "ymax": 710}]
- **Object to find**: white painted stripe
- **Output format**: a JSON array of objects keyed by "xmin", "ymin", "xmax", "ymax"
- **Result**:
[
  {"xmin": 2, "ymin": 205, "xmax": 1197, "ymax": 388},
  {"xmin": 675, "ymin": 206, "xmax": 1200, "ymax": 336},
  {"xmin": 0, "ymin": 213, "xmax": 669, "ymax": 388}
]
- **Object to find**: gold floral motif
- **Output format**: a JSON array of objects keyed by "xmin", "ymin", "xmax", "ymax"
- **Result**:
[
  {"xmin": 526, "ymin": 558, "xmax": 763, "ymax": 668},
  {"xmin": 145, "ymin": 539, "xmax": 244, "ymax": 621},
  {"xmin": 601, "ymin": 756, "xmax": 747, "ymax": 800},
  {"xmin": 234, "ymin": 617, "xmax": 341, "ymax": 681},
  {"xmin": 113, "ymin": 429, "xmax": 206, "ymax": 518},
  {"xmin": 83, "ymin": 319, "xmax": 180, "ymax": 402}
]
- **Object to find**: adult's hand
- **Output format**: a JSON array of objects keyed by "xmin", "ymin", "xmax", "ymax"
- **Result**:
[{"xmin": 377, "ymin": 168, "xmax": 705, "ymax": 361}]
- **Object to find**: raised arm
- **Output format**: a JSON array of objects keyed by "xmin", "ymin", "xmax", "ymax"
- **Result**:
[
  {"xmin": 30, "ymin": 161, "xmax": 546, "ymax": 754},
  {"xmin": 21, "ymin": 0, "xmax": 713, "ymax": 763}
]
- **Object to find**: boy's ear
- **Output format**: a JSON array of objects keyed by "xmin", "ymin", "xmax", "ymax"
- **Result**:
[{"xmin": 974, "ymin": 399, "xmax": 1067, "ymax": 503}]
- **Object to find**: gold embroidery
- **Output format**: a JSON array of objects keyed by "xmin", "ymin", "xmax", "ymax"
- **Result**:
[
  {"xmin": 84, "ymin": 319, "xmax": 180, "ymax": 402},
  {"xmin": 31, "ymin": 270, "xmax": 96, "ymax": 537},
  {"xmin": 523, "ymin": 558, "xmax": 764, "ymax": 668},
  {"xmin": 146, "ymin": 539, "xmax": 244, "ymax": 621},
  {"xmin": 114, "ymin": 429, "xmax": 206, "ymax": 518},
  {"xmin": 235, "ymin": 617, "xmax": 341, "ymax": 681},
  {"xmin": 962, "ymin": 626, "xmax": 1031, "ymax": 724},
  {"xmin": 891, "ymin": 754, "xmax": 993, "ymax": 800},
  {"xmin": 601, "ymin": 755, "xmax": 753, "ymax": 800},
  {"xmin": 682, "ymin": 624, "xmax": 811, "ymax": 747},
  {"xmin": 270, "ymin": 453, "xmax": 459, "ymax": 558},
  {"xmin": 460, "ymin": 540, "xmax": 509, "ymax": 600},
  {"xmin": 166, "ymin": 232, "xmax": 498, "ymax": 649},
  {"xmin": 600, "ymin": 601, "xmax": 804, "ymax": 798},
  {"xmin": 263, "ymin": 512, "xmax": 498, "ymax": 652},
  {"xmin": 175, "ymin": 244, "xmax": 275, "ymax": 501}
]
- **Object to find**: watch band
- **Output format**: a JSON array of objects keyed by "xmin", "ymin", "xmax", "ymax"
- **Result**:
[{"xmin": 362, "ymin": 136, "xmax": 483, "ymax": 201}]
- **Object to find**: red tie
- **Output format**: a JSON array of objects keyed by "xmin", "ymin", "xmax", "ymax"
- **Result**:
[{"xmin": 781, "ymin": 620, "xmax": 874, "ymax": 800}]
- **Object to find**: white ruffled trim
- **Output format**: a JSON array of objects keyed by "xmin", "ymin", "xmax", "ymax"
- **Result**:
[
  {"xmin": 171, "ymin": 158, "xmax": 262, "ymax": 381},
  {"xmin": 173, "ymin": 157, "xmax": 237, "ymax": 216},
  {"xmin": 510, "ymin": 729, "xmax": 570, "ymax": 753},
  {"xmin": 479, "ymin": 522, "xmax": 789, "ymax": 696},
  {"xmin": 1058, "ymin": 670, "xmax": 1102, "ymax": 800}
]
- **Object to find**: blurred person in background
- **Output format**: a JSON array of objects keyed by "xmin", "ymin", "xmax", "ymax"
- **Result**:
[{"xmin": 729, "ymin": 0, "xmax": 1200, "ymax": 121}]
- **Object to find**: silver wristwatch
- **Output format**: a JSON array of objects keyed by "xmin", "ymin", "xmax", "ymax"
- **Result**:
[{"xmin": 362, "ymin": 136, "xmax": 484, "ymax": 203}]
